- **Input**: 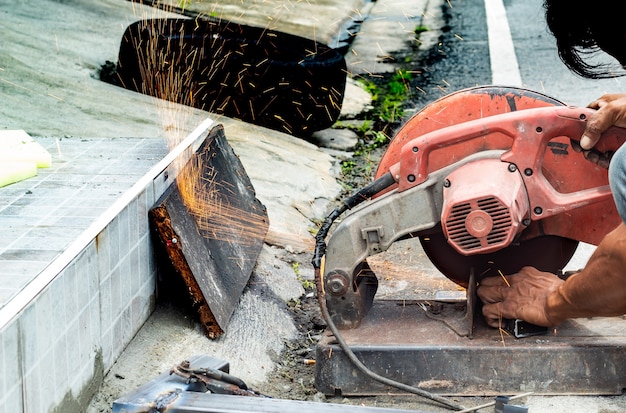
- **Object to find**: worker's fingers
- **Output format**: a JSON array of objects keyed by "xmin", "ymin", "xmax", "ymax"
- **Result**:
[
  {"xmin": 597, "ymin": 153, "xmax": 612, "ymax": 169},
  {"xmin": 570, "ymin": 139, "xmax": 612, "ymax": 168},
  {"xmin": 476, "ymin": 285, "xmax": 503, "ymax": 304},
  {"xmin": 581, "ymin": 123, "xmax": 608, "ymax": 150},
  {"xmin": 586, "ymin": 150, "xmax": 612, "ymax": 169},
  {"xmin": 587, "ymin": 93, "xmax": 626, "ymax": 109},
  {"xmin": 582, "ymin": 97, "xmax": 613, "ymax": 149},
  {"xmin": 478, "ymin": 268, "xmax": 563, "ymax": 328},
  {"xmin": 570, "ymin": 139, "xmax": 583, "ymax": 153},
  {"xmin": 484, "ymin": 317, "xmax": 501, "ymax": 329},
  {"xmin": 481, "ymin": 303, "xmax": 508, "ymax": 328},
  {"xmin": 582, "ymin": 93, "xmax": 626, "ymax": 150}
]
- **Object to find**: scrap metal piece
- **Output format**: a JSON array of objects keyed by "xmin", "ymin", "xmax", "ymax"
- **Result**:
[
  {"xmin": 112, "ymin": 356, "xmax": 432, "ymax": 413},
  {"xmin": 112, "ymin": 355, "xmax": 229, "ymax": 413},
  {"xmin": 170, "ymin": 360, "xmax": 265, "ymax": 397},
  {"xmin": 150, "ymin": 125, "xmax": 269, "ymax": 338}
]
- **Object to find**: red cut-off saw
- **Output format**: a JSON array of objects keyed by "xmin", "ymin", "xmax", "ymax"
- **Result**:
[{"xmin": 313, "ymin": 86, "xmax": 626, "ymax": 329}]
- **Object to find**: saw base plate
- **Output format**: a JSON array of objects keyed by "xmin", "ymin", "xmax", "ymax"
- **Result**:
[
  {"xmin": 315, "ymin": 300, "xmax": 626, "ymax": 397},
  {"xmin": 316, "ymin": 238, "xmax": 626, "ymax": 397}
]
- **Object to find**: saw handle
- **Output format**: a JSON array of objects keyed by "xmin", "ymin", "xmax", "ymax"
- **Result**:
[
  {"xmin": 395, "ymin": 106, "xmax": 609, "ymax": 188},
  {"xmin": 393, "ymin": 105, "xmax": 626, "ymax": 219}
]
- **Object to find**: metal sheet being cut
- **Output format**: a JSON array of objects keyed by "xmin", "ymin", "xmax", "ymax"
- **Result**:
[{"xmin": 150, "ymin": 124, "xmax": 269, "ymax": 338}]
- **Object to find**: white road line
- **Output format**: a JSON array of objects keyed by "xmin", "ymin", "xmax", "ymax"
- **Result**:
[{"xmin": 484, "ymin": 0, "xmax": 522, "ymax": 86}]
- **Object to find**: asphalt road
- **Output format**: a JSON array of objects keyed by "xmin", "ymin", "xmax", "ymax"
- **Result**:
[{"xmin": 404, "ymin": 0, "xmax": 625, "ymax": 110}]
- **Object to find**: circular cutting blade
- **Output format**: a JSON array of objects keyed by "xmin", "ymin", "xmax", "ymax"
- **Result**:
[{"xmin": 419, "ymin": 228, "xmax": 579, "ymax": 287}]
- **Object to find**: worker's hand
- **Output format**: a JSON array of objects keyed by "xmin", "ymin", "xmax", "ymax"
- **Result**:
[
  {"xmin": 580, "ymin": 93, "xmax": 626, "ymax": 149},
  {"xmin": 477, "ymin": 267, "xmax": 565, "ymax": 328}
]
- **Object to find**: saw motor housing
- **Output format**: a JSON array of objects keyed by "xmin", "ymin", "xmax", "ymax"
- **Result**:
[{"xmin": 442, "ymin": 159, "xmax": 530, "ymax": 256}]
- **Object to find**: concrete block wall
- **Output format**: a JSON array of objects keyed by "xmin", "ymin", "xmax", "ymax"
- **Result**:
[{"xmin": 0, "ymin": 119, "xmax": 214, "ymax": 413}]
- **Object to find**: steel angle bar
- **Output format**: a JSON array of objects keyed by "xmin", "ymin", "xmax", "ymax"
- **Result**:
[
  {"xmin": 112, "ymin": 355, "xmax": 229, "ymax": 413},
  {"xmin": 139, "ymin": 392, "xmax": 433, "ymax": 413}
]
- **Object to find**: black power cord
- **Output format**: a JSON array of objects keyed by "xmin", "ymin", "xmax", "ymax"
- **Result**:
[{"xmin": 312, "ymin": 173, "xmax": 466, "ymax": 412}]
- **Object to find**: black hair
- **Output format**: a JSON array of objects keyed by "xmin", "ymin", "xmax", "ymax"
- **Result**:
[{"xmin": 544, "ymin": 0, "xmax": 625, "ymax": 79}]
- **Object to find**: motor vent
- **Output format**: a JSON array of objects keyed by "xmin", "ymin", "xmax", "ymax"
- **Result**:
[
  {"xmin": 441, "ymin": 159, "xmax": 529, "ymax": 256},
  {"xmin": 445, "ymin": 197, "xmax": 513, "ymax": 253}
]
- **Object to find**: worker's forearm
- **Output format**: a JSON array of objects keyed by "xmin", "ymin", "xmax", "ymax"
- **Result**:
[{"xmin": 546, "ymin": 223, "xmax": 626, "ymax": 324}]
